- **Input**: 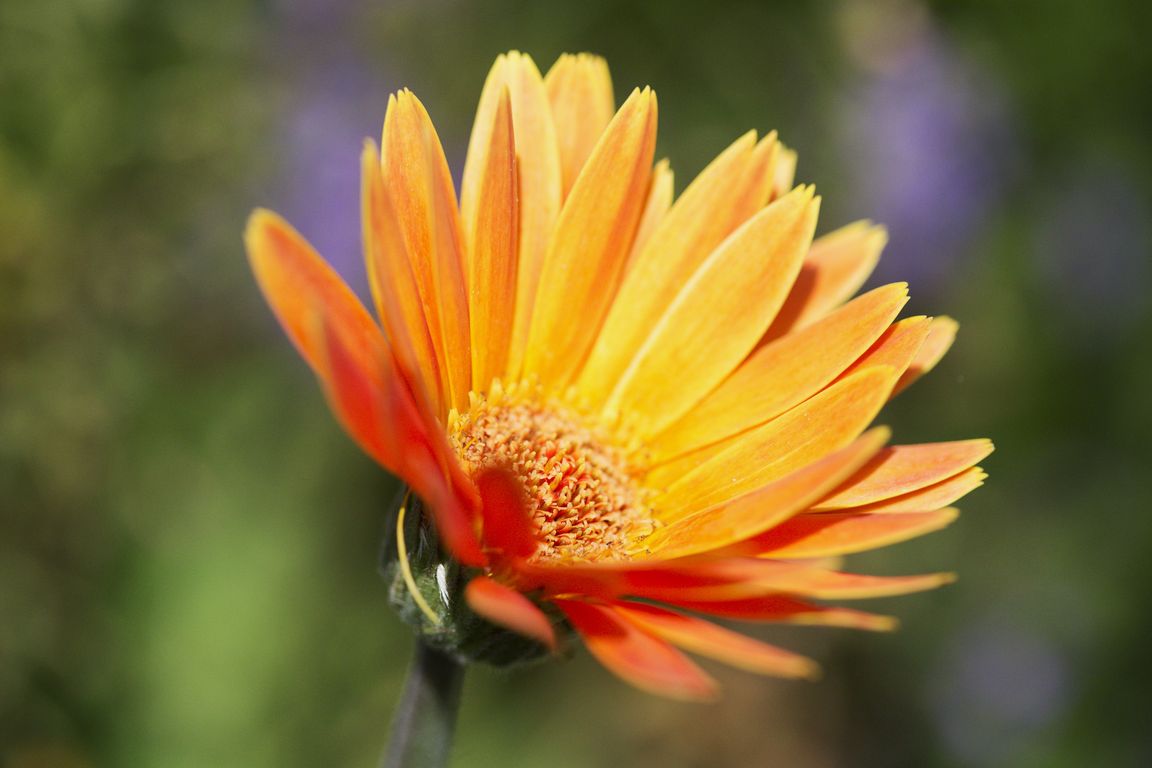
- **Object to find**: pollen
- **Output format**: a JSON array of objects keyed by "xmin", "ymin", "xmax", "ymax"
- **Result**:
[{"xmin": 449, "ymin": 393, "xmax": 656, "ymax": 563}]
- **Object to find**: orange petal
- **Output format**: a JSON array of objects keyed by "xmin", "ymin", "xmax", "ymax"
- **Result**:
[
  {"xmin": 361, "ymin": 142, "xmax": 444, "ymax": 414},
  {"xmin": 544, "ymin": 53, "xmax": 616, "ymax": 197},
  {"xmin": 894, "ymin": 316, "xmax": 958, "ymax": 396},
  {"xmin": 613, "ymin": 602, "xmax": 818, "ymax": 679},
  {"xmin": 763, "ymin": 220, "xmax": 886, "ymax": 342},
  {"xmin": 462, "ymin": 88, "xmax": 519, "ymax": 390},
  {"xmin": 837, "ymin": 315, "xmax": 931, "ymax": 384},
  {"xmin": 523, "ymin": 87, "xmax": 658, "ymax": 388},
  {"xmin": 748, "ymin": 509, "xmax": 959, "ymax": 558},
  {"xmin": 474, "ymin": 466, "xmax": 538, "ymax": 560},
  {"xmin": 577, "ymin": 131, "xmax": 773, "ymax": 409},
  {"xmin": 651, "ymin": 366, "xmax": 898, "ymax": 519},
  {"xmin": 557, "ymin": 600, "xmax": 719, "ymax": 701},
  {"xmin": 729, "ymin": 567, "xmax": 956, "ymax": 599},
  {"xmin": 653, "ymin": 283, "xmax": 907, "ymax": 460},
  {"xmin": 245, "ymin": 209, "xmax": 384, "ymax": 380},
  {"xmin": 815, "ymin": 439, "xmax": 994, "ymax": 509},
  {"xmin": 624, "ymin": 158, "xmax": 674, "ymax": 274},
  {"xmin": 843, "ymin": 467, "xmax": 986, "ymax": 514},
  {"xmin": 315, "ymin": 312, "xmax": 486, "ymax": 566},
  {"xmin": 669, "ymin": 595, "xmax": 897, "ymax": 631},
  {"xmin": 465, "ymin": 576, "xmax": 556, "ymax": 649},
  {"xmin": 461, "ymin": 52, "xmax": 564, "ymax": 380},
  {"xmin": 381, "ymin": 90, "xmax": 471, "ymax": 413},
  {"xmin": 603, "ymin": 186, "xmax": 819, "ymax": 436},
  {"xmin": 643, "ymin": 428, "xmax": 890, "ymax": 559}
]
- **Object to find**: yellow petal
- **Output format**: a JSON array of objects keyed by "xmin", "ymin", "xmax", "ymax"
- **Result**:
[
  {"xmin": 837, "ymin": 315, "xmax": 931, "ymax": 386},
  {"xmin": 523, "ymin": 87, "xmax": 658, "ymax": 388},
  {"xmin": 361, "ymin": 141, "xmax": 444, "ymax": 414},
  {"xmin": 894, "ymin": 315, "xmax": 958, "ymax": 396},
  {"xmin": 652, "ymin": 283, "xmax": 908, "ymax": 461},
  {"xmin": 643, "ymin": 428, "xmax": 889, "ymax": 559},
  {"xmin": 763, "ymin": 219, "xmax": 886, "ymax": 342},
  {"xmin": 577, "ymin": 131, "xmax": 771, "ymax": 408},
  {"xmin": 651, "ymin": 366, "xmax": 898, "ymax": 520},
  {"xmin": 605, "ymin": 186, "xmax": 820, "ymax": 436},
  {"xmin": 464, "ymin": 88, "xmax": 519, "ymax": 390},
  {"xmin": 815, "ymin": 439, "xmax": 994, "ymax": 509},
  {"xmin": 381, "ymin": 90, "xmax": 471, "ymax": 412},
  {"xmin": 624, "ymin": 158, "xmax": 674, "ymax": 274},
  {"xmin": 460, "ymin": 52, "xmax": 563, "ymax": 380},
  {"xmin": 544, "ymin": 53, "xmax": 616, "ymax": 198}
]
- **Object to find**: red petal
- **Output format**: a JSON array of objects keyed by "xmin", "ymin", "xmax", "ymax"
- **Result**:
[
  {"xmin": 474, "ymin": 466, "xmax": 539, "ymax": 561},
  {"xmin": 464, "ymin": 576, "xmax": 555, "ymax": 650},
  {"xmin": 557, "ymin": 600, "xmax": 719, "ymax": 701}
]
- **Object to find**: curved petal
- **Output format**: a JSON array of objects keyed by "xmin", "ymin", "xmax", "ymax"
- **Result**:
[
  {"xmin": 642, "ymin": 428, "xmax": 890, "ymax": 559},
  {"xmin": 670, "ymin": 595, "xmax": 897, "ymax": 631},
  {"xmin": 474, "ymin": 466, "xmax": 538, "ymax": 561},
  {"xmin": 603, "ymin": 186, "xmax": 820, "ymax": 436},
  {"xmin": 650, "ymin": 366, "xmax": 898, "ymax": 519},
  {"xmin": 624, "ymin": 157, "xmax": 674, "ymax": 274},
  {"xmin": 465, "ymin": 576, "xmax": 556, "ymax": 649},
  {"xmin": 461, "ymin": 52, "xmax": 563, "ymax": 380},
  {"xmin": 524, "ymin": 87, "xmax": 658, "ymax": 389},
  {"xmin": 544, "ymin": 52, "xmax": 616, "ymax": 197},
  {"xmin": 613, "ymin": 602, "xmax": 819, "ymax": 679},
  {"xmin": 557, "ymin": 600, "xmax": 719, "ymax": 701},
  {"xmin": 652, "ymin": 283, "xmax": 907, "ymax": 460},
  {"xmin": 894, "ymin": 316, "xmax": 958, "ymax": 396},
  {"xmin": 839, "ymin": 467, "xmax": 986, "ymax": 515},
  {"xmin": 462, "ymin": 88, "xmax": 519, "ymax": 390},
  {"xmin": 763, "ymin": 220, "xmax": 887, "ymax": 342},
  {"xmin": 747, "ymin": 509, "xmax": 960, "ymax": 559},
  {"xmin": 814, "ymin": 440, "xmax": 994, "ymax": 509},
  {"xmin": 381, "ymin": 90, "xmax": 472, "ymax": 413},
  {"xmin": 577, "ymin": 131, "xmax": 777, "ymax": 410}
]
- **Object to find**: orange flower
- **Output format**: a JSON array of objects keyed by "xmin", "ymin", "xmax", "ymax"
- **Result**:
[{"xmin": 244, "ymin": 51, "xmax": 991, "ymax": 701}]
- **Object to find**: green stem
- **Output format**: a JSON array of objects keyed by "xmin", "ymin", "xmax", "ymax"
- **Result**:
[{"xmin": 381, "ymin": 641, "xmax": 465, "ymax": 768}]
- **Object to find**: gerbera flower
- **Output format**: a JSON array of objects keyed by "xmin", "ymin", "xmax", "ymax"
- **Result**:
[{"xmin": 244, "ymin": 51, "xmax": 991, "ymax": 701}]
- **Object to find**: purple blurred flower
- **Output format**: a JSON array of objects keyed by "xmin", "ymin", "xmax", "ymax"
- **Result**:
[{"xmin": 836, "ymin": 1, "xmax": 1017, "ymax": 292}]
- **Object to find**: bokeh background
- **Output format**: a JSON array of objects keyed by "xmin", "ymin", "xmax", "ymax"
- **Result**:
[{"xmin": 3, "ymin": 0, "xmax": 1151, "ymax": 766}]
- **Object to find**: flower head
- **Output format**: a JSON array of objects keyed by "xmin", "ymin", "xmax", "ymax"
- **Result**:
[{"xmin": 244, "ymin": 51, "xmax": 991, "ymax": 700}]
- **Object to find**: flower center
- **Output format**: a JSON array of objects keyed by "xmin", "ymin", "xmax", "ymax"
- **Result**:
[{"xmin": 449, "ymin": 395, "xmax": 655, "ymax": 563}]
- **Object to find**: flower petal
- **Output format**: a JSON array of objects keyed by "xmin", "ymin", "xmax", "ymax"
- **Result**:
[
  {"xmin": 624, "ymin": 157, "xmax": 674, "ymax": 274},
  {"xmin": 557, "ymin": 600, "xmax": 719, "ymax": 701},
  {"xmin": 465, "ymin": 576, "xmax": 556, "ymax": 650},
  {"xmin": 670, "ymin": 595, "xmax": 897, "ymax": 631},
  {"xmin": 462, "ymin": 88, "xmax": 519, "ymax": 390},
  {"xmin": 842, "ymin": 467, "xmax": 986, "ymax": 514},
  {"xmin": 814, "ymin": 440, "xmax": 994, "ymax": 509},
  {"xmin": 894, "ymin": 316, "xmax": 958, "ymax": 396},
  {"xmin": 763, "ymin": 220, "xmax": 887, "ymax": 342},
  {"xmin": 381, "ymin": 90, "xmax": 471, "ymax": 413},
  {"xmin": 577, "ymin": 131, "xmax": 776, "ymax": 409},
  {"xmin": 460, "ymin": 51, "xmax": 563, "ymax": 380},
  {"xmin": 748, "ymin": 509, "xmax": 960, "ymax": 558},
  {"xmin": 643, "ymin": 428, "xmax": 890, "ymax": 558},
  {"xmin": 837, "ymin": 315, "xmax": 931, "ymax": 384},
  {"xmin": 524, "ymin": 87, "xmax": 658, "ymax": 388},
  {"xmin": 605, "ymin": 186, "xmax": 819, "ymax": 435},
  {"xmin": 245, "ymin": 209, "xmax": 383, "ymax": 380},
  {"xmin": 544, "ymin": 53, "xmax": 616, "ymax": 197},
  {"xmin": 653, "ymin": 283, "xmax": 908, "ymax": 460},
  {"xmin": 474, "ymin": 466, "xmax": 538, "ymax": 560},
  {"xmin": 651, "ymin": 366, "xmax": 898, "ymax": 519},
  {"xmin": 612, "ymin": 602, "xmax": 819, "ymax": 679},
  {"xmin": 361, "ymin": 142, "xmax": 444, "ymax": 413},
  {"xmin": 314, "ymin": 311, "xmax": 485, "ymax": 566},
  {"xmin": 772, "ymin": 143, "xmax": 798, "ymax": 199}
]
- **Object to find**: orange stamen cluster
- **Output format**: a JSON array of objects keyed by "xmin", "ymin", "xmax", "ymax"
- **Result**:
[{"xmin": 450, "ymin": 396, "xmax": 655, "ymax": 563}]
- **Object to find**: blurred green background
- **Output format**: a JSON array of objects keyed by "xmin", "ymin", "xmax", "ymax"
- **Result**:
[{"xmin": 3, "ymin": 0, "xmax": 1150, "ymax": 766}]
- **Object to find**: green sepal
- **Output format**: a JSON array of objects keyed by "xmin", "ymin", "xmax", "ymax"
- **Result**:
[{"xmin": 379, "ymin": 490, "xmax": 571, "ymax": 668}]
